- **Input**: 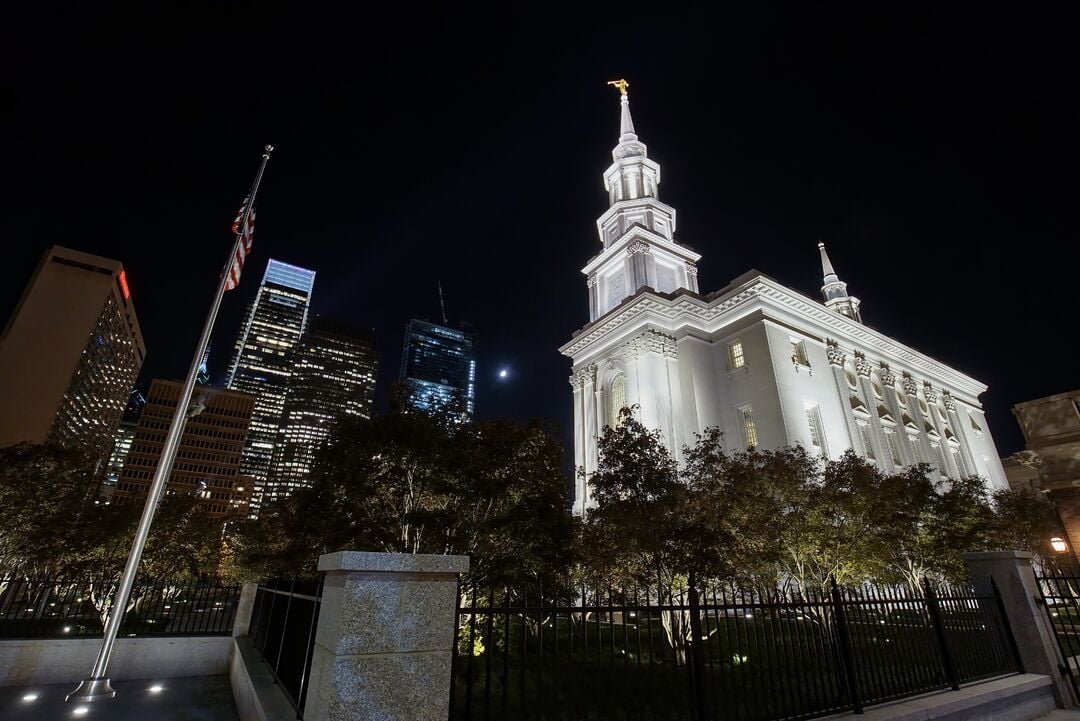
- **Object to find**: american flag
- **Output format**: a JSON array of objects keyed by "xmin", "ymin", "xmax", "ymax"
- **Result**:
[{"xmin": 224, "ymin": 197, "xmax": 255, "ymax": 291}]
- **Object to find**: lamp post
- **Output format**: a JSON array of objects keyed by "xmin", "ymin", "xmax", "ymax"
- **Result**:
[{"xmin": 1051, "ymin": 536, "xmax": 1069, "ymax": 554}]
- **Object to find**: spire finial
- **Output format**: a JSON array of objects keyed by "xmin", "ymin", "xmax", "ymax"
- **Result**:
[
  {"xmin": 607, "ymin": 79, "xmax": 630, "ymax": 97},
  {"xmin": 608, "ymin": 78, "xmax": 637, "ymax": 142}
]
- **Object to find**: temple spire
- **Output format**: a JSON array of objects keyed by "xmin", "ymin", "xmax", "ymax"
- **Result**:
[
  {"xmin": 818, "ymin": 241, "xmax": 838, "ymax": 283},
  {"xmin": 817, "ymin": 241, "xmax": 862, "ymax": 323},
  {"xmin": 608, "ymin": 79, "xmax": 646, "ymax": 160}
]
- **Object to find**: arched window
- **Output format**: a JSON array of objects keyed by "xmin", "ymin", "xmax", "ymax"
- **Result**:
[{"xmin": 609, "ymin": 375, "xmax": 626, "ymax": 428}]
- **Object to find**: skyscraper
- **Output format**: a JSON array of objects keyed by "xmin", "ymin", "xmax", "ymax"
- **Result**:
[
  {"xmin": 113, "ymin": 379, "xmax": 255, "ymax": 518},
  {"xmin": 269, "ymin": 317, "xmax": 378, "ymax": 495},
  {"xmin": 101, "ymin": 388, "xmax": 147, "ymax": 502},
  {"xmin": 225, "ymin": 258, "xmax": 315, "ymax": 516},
  {"xmin": 399, "ymin": 319, "xmax": 476, "ymax": 418},
  {"xmin": 0, "ymin": 246, "xmax": 146, "ymax": 465}
]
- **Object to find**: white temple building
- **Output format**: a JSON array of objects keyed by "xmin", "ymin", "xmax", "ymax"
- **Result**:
[{"xmin": 560, "ymin": 83, "xmax": 1008, "ymax": 515}]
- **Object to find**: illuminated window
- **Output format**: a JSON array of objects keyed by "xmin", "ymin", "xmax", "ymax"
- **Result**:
[
  {"xmin": 609, "ymin": 375, "xmax": 626, "ymax": 428},
  {"xmin": 858, "ymin": 424, "xmax": 875, "ymax": 460},
  {"xmin": 805, "ymin": 405, "xmax": 826, "ymax": 454},
  {"xmin": 740, "ymin": 406, "xmax": 758, "ymax": 449},
  {"xmin": 729, "ymin": 341, "xmax": 745, "ymax": 370},
  {"xmin": 932, "ymin": 444, "xmax": 950, "ymax": 478},
  {"xmin": 790, "ymin": 340, "xmax": 809, "ymax": 367},
  {"xmin": 884, "ymin": 431, "xmax": 901, "ymax": 465},
  {"xmin": 952, "ymin": 448, "xmax": 969, "ymax": 477}
]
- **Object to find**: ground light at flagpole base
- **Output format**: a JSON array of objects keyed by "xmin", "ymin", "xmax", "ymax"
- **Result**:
[
  {"xmin": 66, "ymin": 144, "xmax": 274, "ymax": 704},
  {"xmin": 66, "ymin": 677, "xmax": 117, "ymax": 702}
]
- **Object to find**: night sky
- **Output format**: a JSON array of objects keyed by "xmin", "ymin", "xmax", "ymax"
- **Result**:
[{"xmin": 2, "ymin": 7, "xmax": 1077, "ymax": 458}]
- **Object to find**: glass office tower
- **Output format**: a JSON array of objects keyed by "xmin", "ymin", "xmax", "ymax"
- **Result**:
[
  {"xmin": 269, "ymin": 317, "xmax": 378, "ymax": 494},
  {"xmin": 399, "ymin": 319, "xmax": 476, "ymax": 419},
  {"xmin": 225, "ymin": 258, "xmax": 315, "ymax": 517}
]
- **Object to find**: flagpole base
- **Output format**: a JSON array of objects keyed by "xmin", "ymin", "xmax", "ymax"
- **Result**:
[{"xmin": 66, "ymin": 677, "xmax": 116, "ymax": 702}]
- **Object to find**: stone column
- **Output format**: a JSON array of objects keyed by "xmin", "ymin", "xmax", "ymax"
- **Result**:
[
  {"xmin": 305, "ymin": 551, "xmax": 470, "ymax": 721},
  {"xmin": 232, "ymin": 582, "xmax": 258, "ymax": 637},
  {"xmin": 962, "ymin": 551, "xmax": 1073, "ymax": 708},
  {"xmin": 944, "ymin": 391, "xmax": 978, "ymax": 478},
  {"xmin": 878, "ymin": 364, "xmax": 913, "ymax": 468},
  {"xmin": 570, "ymin": 372, "xmax": 586, "ymax": 515},
  {"xmin": 826, "ymin": 341, "xmax": 861, "ymax": 455},
  {"xmin": 904, "ymin": 375, "xmax": 937, "ymax": 472},
  {"xmin": 855, "ymin": 354, "xmax": 889, "ymax": 469},
  {"xmin": 582, "ymin": 365, "xmax": 598, "ymax": 479}
]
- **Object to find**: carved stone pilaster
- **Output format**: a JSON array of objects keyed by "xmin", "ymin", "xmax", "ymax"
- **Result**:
[
  {"xmin": 942, "ymin": 390, "xmax": 956, "ymax": 412},
  {"xmin": 638, "ymin": 329, "xmax": 677, "ymax": 358},
  {"xmin": 586, "ymin": 274, "xmax": 598, "ymax": 288},
  {"xmin": 878, "ymin": 363, "xmax": 896, "ymax": 387},
  {"xmin": 684, "ymin": 263, "xmax": 698, "ymax": 276},
  {"xmin": 570, "ymin": 365, "xmax": 596, "ymax": 389},
  {"xmin": 826, "ymin": 339, "xmax": 846, "ymax": 366},
  {"xmin": 902, "ymin": 374, "xmax": 919, "ymax": 397},
  {"xmin": 626, "ymin": 240, "xmax": 651, "ymax": 255},
  {"xmin": 854, "ymin": 352, "xmax": 873, "ymax": 378},
  {"xmin": 923, "ymin": 382, "xmax": 938, "ymax": 404}
]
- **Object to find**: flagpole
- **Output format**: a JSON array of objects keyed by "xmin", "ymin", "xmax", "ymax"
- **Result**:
[{"xmin": 67, "ymin": 144, "xmax": 274, "ymax": 703}]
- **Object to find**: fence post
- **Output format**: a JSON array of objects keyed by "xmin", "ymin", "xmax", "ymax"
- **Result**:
[
  {"xmin": 303, "ymin": 551, "xmax": 470, "ymax": 721},
  {"xmin": 687, "ymin": 583, "xmax": 711, "ymax": 721},
  {"xmin": 923, "ymin": 579, "xmax": 960, "ymax": 691},
  {"xmin": 963, "ymin": 551, "xmax": 1075, "ymax": 709},
  {"xmin": 830, "ymin": 578, "xmax": 863, "ymax": 714}
]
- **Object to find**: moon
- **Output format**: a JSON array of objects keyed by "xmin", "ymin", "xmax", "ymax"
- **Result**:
[{"xmin": 498, "ymin": 369, "xmax": 509, "ymax": 379}]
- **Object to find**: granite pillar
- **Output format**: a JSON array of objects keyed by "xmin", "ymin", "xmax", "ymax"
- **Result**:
[
  {"xmin": 962, "ymin": 550, "xmax": 1074, "ymax": 708},
  {"xmin": 304, "ymin": 551, "xmax": 470, "ymax": 721},
  {"xmin": 232, "ymin": 582, "xmax": 258, "ymax": 638}
]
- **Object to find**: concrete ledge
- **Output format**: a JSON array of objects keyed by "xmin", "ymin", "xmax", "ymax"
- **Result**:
[
  {"xmin": 961, "ymin": 551, "xmax": 1035, "ymax": 561},
  {"xmin": 0, "ymin": 636, "xmax": 232, "ymax": 687},
  {"xmin": 229, "ymin": 637, "xmax": 297, "ymax": 721},
  {"xmin": 318, "ymin": 551, "xmax": 469, "ymax": 574},
  {"xmin": 827, "ymin": 674, "xmax": 1056, "ymax": 721}
]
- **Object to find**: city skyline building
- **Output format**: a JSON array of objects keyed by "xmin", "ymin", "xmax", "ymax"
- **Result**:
[
  {"xmin": 268, "ymin": 317, "xmax": 378, "ymax": 496},
  {"xmin": 113, "ymin": 378, "xmax": 255, "ymax": 518},
  {"xmin": 0, "ymin": 246, "xmax": 146, "ymax": 467},
  {"xmin": 399, "ymin": 318, "xmax": 477, "ymax": 418},
  {"xmin": 225, "ymin": 258, "xmax": 316, "ymax": 517},
  {"xmin": 561, "ymin": 84, "xmax": 1008, "ymax": 515},
  {"xmin": 101, "ymin": 388, "xmax": 147, "ymax": 502}
]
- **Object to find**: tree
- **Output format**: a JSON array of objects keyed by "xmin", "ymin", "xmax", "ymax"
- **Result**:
[
  {"xmin": 0, "ymin": 443, "xmax": 103, "ymax": 578},
  {"xmin": 0, "ymin": 442, "xmax": 228, "ymax": 624},
  {"xmin": 992, "ymin": 486, "xmax": 1062, "ymax": 567},
  {"xmin": 228, "ymin": 392, "xmax": 574, "ymax": 593}
]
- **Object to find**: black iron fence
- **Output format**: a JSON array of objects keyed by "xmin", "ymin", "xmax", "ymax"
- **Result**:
[
  {"xmin": 451, "ymin": 579, "xmax": 1020, "ymax": 721},
  {"xmin": 1034, "ymin": 568, "xmax": 1080, "ymax": 697},
  {"xmin": 248, "ymin": 578, "xmax": 323, "ymax": 717},
  {"xmin": 0, "ymin": 575, "xmax": 239, "ymax": 638}
]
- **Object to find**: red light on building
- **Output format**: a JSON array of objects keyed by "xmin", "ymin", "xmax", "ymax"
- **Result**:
[{"xmin": 118, "ymin": 269, "xmax": 131, "ymax": 300}]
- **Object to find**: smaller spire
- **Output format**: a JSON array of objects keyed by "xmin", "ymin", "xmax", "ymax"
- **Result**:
[
  {"xmin": 818, "ymin": 241, "xmax": 838, "ymax": 283},
  {"xmin": 817, "ymin": 241, "xmax": 862, "ymax": 323}
]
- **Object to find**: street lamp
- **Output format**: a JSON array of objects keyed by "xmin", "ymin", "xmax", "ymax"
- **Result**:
[{"xmin": 1051, "ymin": 536, "xmax": 1069, "ymax": 554}]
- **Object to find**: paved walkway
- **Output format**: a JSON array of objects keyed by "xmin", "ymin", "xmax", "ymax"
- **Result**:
[{"xmin": 0, "ymin": 675, "xmax": 238, "ymax": 721}]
